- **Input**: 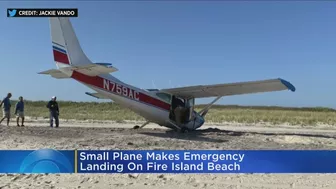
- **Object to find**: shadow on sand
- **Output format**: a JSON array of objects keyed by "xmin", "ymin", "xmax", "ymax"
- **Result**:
[
  {"xmin": 139, "ymin": 127, "xmax": 336, "ymax": 143},
  {"xmin": 200, "ymin": 128, "xmax": 336, "ymax": 139},
  {"xmin": 138, "ymin": 129, "xmax": 229, "ymax": 143}
]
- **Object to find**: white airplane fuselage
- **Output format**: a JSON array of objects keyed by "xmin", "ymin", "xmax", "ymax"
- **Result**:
[{"xmin": 59, "ymin": 63, "xmax": 205, "ymax": 131}]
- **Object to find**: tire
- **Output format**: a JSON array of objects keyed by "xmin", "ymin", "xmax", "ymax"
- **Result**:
[{"xmin": 180, "ymin": 127, "xmax": 189, "ymax": 133}]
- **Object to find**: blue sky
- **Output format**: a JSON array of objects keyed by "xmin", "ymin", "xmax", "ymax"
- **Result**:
[{"xmin": 1, "ymin": 1, "xmax": 335, "ymax": 108}]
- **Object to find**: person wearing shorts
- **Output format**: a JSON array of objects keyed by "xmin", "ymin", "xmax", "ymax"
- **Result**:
[
  {"xmin": 15, "ymin": 96, "xmax": 25, "ymax": 127},
  {"xmin": 0, "ymin": 93, "xmax": 12, "ymax": 126}
]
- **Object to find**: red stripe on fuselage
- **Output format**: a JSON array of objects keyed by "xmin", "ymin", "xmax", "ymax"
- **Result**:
[
  {"xmin": 138, "ymin": 93, "xmax": 171, "ymax": 111},
  {"xmin": 71, "ymin": 71, "xmax": 171, "ymax": 111},
  {"xmin": 53, "ymin": 50, "xmax": 70, "ymax": 64}
]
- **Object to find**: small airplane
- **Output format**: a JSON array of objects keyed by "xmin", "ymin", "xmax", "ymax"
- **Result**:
[{"xmin": 39, "ymin": 17, "xmax": 296, "ymax": 132}]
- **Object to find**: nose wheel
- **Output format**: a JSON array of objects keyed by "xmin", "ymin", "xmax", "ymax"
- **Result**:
[{"xmin": 180, "ymin": 127, "xmax": 190, "ymax": 133}]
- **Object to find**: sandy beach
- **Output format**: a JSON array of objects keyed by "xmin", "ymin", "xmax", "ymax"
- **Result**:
[{"xmin": 0, "ymin": 121, "xmax": 335, "ymax": 189}]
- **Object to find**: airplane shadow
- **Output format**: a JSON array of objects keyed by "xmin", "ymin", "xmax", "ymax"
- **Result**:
[
  {"xmin": 138, "ymin": 127, "xmax": 336, "ymax": 143},
  {"xmin": 138, "ymin": 129, "xmax": 229, "ymax": 143},
  {"xmin": 198, "ymin": 128, "xmax": 336, "ymax": 140}
]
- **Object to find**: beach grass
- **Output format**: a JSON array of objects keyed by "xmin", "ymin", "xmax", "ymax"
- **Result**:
[{"xmin": 2, "ymin": 100, "xmax": 336, "ymax": 126}]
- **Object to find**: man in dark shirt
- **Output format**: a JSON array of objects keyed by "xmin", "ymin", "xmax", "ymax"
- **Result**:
[
  {"xmin": 0, "ymin": 93, "xmax": 12, "ymax": 126},
  {"xmin": 47, "ymin": 96, "xmax": 59, "ymax": 128},
  {"xmin": 15, "ymin": 96, "xmax": 25, "ymax": 127}
]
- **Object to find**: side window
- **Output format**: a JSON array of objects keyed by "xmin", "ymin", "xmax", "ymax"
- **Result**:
[
  {"xmin": 156, "ymin": 93, "xmax": 172, "ymax": 104},
  {"xmin": 186, "ymin": 98, "xmax": 194, "ymax": 108}
]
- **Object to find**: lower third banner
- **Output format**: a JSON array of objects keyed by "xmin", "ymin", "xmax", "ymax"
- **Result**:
[{"xmin": 0, "ymin": 149, "xmax": 336, "ymax": 173}]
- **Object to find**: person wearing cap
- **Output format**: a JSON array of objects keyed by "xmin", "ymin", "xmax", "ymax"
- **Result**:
[
  {"xmin": 15, "ymin": 96, "xmax": 25, "ymax": 127},
  {"xmin": 46, "ymin": 96, "xmax": 59, "ymax": 128},
  {"xmin": 0, "ymin": 93, "xmax": 12, "ymax": 126}
]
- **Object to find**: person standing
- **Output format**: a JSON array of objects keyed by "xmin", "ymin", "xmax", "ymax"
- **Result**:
[
  {"xmin": 0, "ymin": 93, "xmax": 12, "ymax": 126},
  {"xmin": 47, "ymin": 96, "xmax": 59, "ymax": 128},
  {"xmin": 15, "ymin": 96, "xmax": 25, "ymax": 127}
]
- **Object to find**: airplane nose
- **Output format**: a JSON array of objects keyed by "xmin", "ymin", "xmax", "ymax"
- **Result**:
[{"xmin": 198, "ymin": 115, "xmax": 205, "ymax": 126}]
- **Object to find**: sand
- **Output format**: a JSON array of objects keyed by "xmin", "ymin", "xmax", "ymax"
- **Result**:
[{"xmin": 0, "ymin": 120, "xmax": 335, "ymax": 189}]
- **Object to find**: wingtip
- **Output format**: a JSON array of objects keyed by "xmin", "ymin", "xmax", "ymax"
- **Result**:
[{"xmin": 279, "ymin": 78, "xmax": 296, "ymax": 92}]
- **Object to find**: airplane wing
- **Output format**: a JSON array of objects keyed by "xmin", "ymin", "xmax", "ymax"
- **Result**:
[
  {"xmin": 160, "ymin": 78, "xmax": 295, "ymax": 98},
  {"xmin": 85, "ymin": 92, "xmax": 110, "ymax": 99}
]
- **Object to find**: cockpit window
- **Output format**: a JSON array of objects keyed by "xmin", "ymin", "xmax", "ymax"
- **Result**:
[
  {"xmin": 156, "ymin": 92, "xmax": 172, "ymax": 104},
  {"xmin": 186, "ymin": 98, "xmax": 195, "ymax": 107}
]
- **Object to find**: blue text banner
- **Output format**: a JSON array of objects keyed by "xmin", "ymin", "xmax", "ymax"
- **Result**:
[
  {"xmin": 0, "ymin": 149, "xmax": 335, "ymax": 173},
  {"xmin": 76, "ymin": 150, "xmax": 336, "ymax": 173}
]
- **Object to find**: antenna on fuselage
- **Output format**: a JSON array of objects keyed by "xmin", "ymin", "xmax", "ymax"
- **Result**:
[{"xmin": 152, "ymin": 80, "xmax": 157, "ymax": 89}]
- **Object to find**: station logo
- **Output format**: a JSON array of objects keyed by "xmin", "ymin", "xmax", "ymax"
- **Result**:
[{"xmin": 19, "ymin": 149, "xmax": 74, "ymax": 173}]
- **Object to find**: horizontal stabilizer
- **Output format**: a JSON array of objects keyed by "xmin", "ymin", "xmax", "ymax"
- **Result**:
[
  {"xmin": 95, "ymin": 63, "xmax": 112, "ymax": 66},
  {"xmin": 38, "ymin": 69, "xmax": 69, "ymax": 79},
  {"xmin": 71, "ymin": 63, "xmax": 118, "ymax": 76},
  {"xmin": 85, "ymin": 92, "xmax": 110, "ymax": 99}
]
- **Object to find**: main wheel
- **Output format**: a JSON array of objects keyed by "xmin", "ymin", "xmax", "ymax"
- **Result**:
[
  {"xmin": 180, "ymin": 127, "xmax": 189, "ymax": 133},
  {"xmin": 133, "ymin": 125, "xmax": 140, "ymax": 129}
]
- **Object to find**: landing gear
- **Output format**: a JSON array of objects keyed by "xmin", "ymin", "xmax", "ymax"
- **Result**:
[
  {"xmin": 133, "ymin": 121, "xmax": 150, "ymax": 129},
  {"xmin": 180, "ymin": 127, "xmax": 189, "ymax": 133}
]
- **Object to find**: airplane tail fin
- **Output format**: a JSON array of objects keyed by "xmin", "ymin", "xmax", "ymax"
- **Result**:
[
  {"xmin": 50, "ymin": 17, "xmax": 92, "ymax": 68},
  {"xmin": 39, "ymin": 18, "xmax": 118, "ymax": 78}
]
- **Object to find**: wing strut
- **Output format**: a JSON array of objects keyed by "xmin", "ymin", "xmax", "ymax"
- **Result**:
[
  {"xmin": 133, "ymin": 121, "xmax": 150, "ymax": 129},
  {"xmin": 198, "ymin": 96, "xmax": 222, "ymax": 117}
]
